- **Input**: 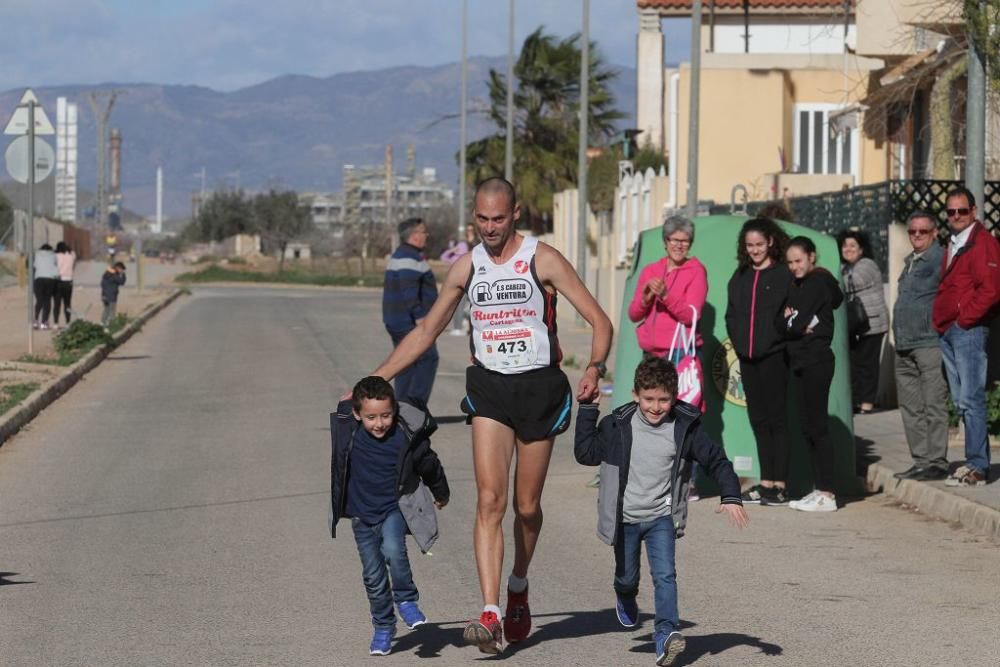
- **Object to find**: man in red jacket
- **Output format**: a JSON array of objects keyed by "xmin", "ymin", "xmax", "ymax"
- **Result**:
[{"xmin": 932, "ymin": 186, "xmax": 1000, "ymax": 486}]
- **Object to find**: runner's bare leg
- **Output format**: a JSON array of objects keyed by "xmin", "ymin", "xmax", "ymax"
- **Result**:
[
  {"xmin": 471, "ymin": 417, "xmax": 517, "ymax": 606},
  {"xmin": 511, "ymin": 436, "xmax": 555, "ymax": 578}
]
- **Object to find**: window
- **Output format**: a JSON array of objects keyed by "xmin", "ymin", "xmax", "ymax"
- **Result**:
[{"xmin": 793, "ymin": 104, "xmax": 858, "ymax": 177}]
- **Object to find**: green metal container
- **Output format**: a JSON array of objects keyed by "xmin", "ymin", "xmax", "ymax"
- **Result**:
[{"xmin": 609, "ymin": 215, "xmax": 859, "ymax": 496}]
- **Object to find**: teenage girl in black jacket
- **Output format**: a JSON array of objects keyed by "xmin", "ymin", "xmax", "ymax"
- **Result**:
[
  {"xmin": 783, "ymin": 236, "xmax": 844, "ymax": 513},
  {"xmin": 725, "ymin": 218, "xmax": 793, "ymax": 506}
]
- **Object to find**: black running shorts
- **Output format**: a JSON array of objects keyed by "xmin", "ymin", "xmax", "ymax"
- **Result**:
[{"xmin": 460, "ymin": 365, "xmax": 573, "ymax": 441}]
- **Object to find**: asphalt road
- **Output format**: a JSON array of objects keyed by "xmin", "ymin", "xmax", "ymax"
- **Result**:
[{"xmin": 1, "ymin": 286, "xmax": 997, "ymax": 666}]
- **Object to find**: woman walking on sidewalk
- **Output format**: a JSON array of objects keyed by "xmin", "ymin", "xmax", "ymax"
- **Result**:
[
  {"xmin": 53, "ymin": 241, "xmax": 77, "ymax": 328},
  {"xmin": 32, "ymin": 243, "xmax": 59, "ymax": 330},
  {"xmin": 783, "ymin": 237, "xmax": 844, "ymax": 513}
]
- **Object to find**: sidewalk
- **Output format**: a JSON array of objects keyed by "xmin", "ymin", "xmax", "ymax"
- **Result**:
[{"xmin": 855, "ymin": 409, "xmax": 1000, "ymax": 540}]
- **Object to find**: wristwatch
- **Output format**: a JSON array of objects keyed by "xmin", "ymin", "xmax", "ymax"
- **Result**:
[{"xmin": 587, "ymin": 361, "xmax": 608, "ymax": 378}]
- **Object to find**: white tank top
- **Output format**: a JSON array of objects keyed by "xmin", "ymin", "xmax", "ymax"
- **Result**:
[{"xmin": 467, "ymin": 236, "xmax": 561, "ymax": 374}]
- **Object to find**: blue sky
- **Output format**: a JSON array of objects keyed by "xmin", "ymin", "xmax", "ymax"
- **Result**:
[{"xmin": 0, "ymin": 0, "xmax": 692, "ymax": 92}]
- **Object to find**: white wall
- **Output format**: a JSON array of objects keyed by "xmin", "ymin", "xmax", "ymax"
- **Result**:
[{"xmin": 712, "ymin": 20, "xmax": 854, "ymax": 55}]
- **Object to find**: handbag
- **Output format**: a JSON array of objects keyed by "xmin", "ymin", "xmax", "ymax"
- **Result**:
[
  {"xmin": 845, "ymin": 273, "xmax": 870, "ymax": 336},
  {"xmin": 667, "ymin": 304, "xmax": 704, "ymax": 410}
]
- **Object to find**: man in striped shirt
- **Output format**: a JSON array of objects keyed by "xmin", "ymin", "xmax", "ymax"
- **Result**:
[{"xmin": 382, "ymin": 218, "xmax": 439, "ymax": 406}]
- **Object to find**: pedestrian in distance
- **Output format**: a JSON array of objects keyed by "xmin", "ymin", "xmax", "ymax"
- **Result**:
[
  {"xmin": 439, "ymin": 222, "xmax": 478, "ymax": 336},
  {"xmin": 783, "ymin": 237, "xmax": 844, "ymax": 512},
  {"xmin": 100, "ymin": 261, "xmax": 127, "ymax": 331},
  {"xmin": 932, "ymin": 186, "xmax": 1000, "ymax": 487},
  {"xmin": 837, "ymin": 228, "xmax": 889, "ymax": 414},
  {"xmin": 329, "ymin": 376, "xmax": 450, "ymax": 657},
  {"xmin": 53, "ymin": 241, "xmax": 77, "ymax": 328},
  {"xmin": 574, "ymin": 356, "xmax": 748, "ymax": 667},
  {"xmin": 725, "ymin": 217, "xmax": 794, "ymax": 505},
  {"xmin": 32, "ymin": 243, "xmax": 59, "ymax": 330},
  {"xmin": 362, "ymin": 176, "xmax": 613, "ymax": 654},
  {"xmin": 382, "ymin": 217, "xmax": 439, "ymax": 407},
  {"xmin": 892, "ymin": 211, "xmax": 950, "ymax": 482}
]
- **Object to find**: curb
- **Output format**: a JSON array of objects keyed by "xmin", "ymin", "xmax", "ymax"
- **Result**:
[
  {"xmin": 0, "ymin": 289, "xmax": 185, "ymax": 447},
  {"xmin": 866, "ymin": 461, "xmax": 1000, "ymax": 541}
]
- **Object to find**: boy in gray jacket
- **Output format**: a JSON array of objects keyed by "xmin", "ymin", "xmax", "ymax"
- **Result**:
[
  {"xmin": 575, "ymin": 357, "xmax": 748, "ymax": 666},
  {"xmin": 330, "ymin": 376, "xmax": 450, "ymax": 656}
]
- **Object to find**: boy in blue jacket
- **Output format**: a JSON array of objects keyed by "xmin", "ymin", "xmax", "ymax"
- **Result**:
[
  {"xmin": 574, "ymin": 357, "xmax": 748, "ymax": 666},
  {"xmin": 330, "ymin": 376, "xmax": 450, "ymax": 656}
]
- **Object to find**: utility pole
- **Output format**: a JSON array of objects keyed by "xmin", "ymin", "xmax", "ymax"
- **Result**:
[
  {"xmin": 386, "ymin": 144, "xmax": 396, "ymax": 252},
  {"xmin": 505, "ymin": 0, "xmax": 516, "ymax": 181},
  {"xmin": 966, "ymin": 28, "xmax": 985, "ymax": 206},
  {"xmin": 577, "ymin": 0, "xmax": 590, "ymax": 283},
  {"xmin": 458, "ymin": 0, "xmax": 469, "ymax": 236},
  {"xmin": 27, "ymin": 101, "xmax": 36, "ymax": 354},
  {"xmin": 86, "ymin": 91, "xmax": 119, "ymax": 231},
  {"xmin": 686, "ymin": 0, "xmax": 703, "ymax": 218}
]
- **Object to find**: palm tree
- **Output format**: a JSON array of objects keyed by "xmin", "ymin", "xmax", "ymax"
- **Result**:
[{"xmin": 465, "ymin": 28, "xmax": 624, "ymax": 232}]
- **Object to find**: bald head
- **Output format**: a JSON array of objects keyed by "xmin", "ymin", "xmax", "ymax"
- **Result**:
[{"xmin": 474, "ymin": 177, "xmax": 516, "ymax": 209}]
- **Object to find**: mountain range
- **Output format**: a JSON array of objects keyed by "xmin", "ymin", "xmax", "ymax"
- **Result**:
[{"xmin": 0, "ymin": 57, "xmax": 636, "ymax": 220}]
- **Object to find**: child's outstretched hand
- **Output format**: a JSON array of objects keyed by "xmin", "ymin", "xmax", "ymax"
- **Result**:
[
  {"xmin": 434, "ymin": 498, "xmax": 448, "ymax": 510},
  {"xmin": 716, "ymin": 503, "xmax": 749, "ymax": 529}
]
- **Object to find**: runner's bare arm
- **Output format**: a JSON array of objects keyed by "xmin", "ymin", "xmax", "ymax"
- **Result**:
[
  {"xmin": 371, "ymin": 254, "xmax": 471, "ymax": 382},
  {"xmin": 535, "ymin": 243, "xmax": 613, "ymax": 401}
]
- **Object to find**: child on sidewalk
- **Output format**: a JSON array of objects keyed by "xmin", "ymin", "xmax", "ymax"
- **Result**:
[
  {"xmin": 329, "ymin": 376, "xmax": 450, "ymax": 656},
  {"xmin": 574, "ymin": 356, "xmax": 749, "ymax": 667},
  {"xmin": 100, "ymin": 262, "xmax": 127, "ymax": 330}
]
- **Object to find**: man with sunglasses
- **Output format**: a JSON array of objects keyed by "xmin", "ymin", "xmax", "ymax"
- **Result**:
[
  {"xmin": 892, "ymin": 211, "xmax": 949, "ymax": 481},
  {"xmin": 932, "ymin": 187, "xmax": 1000, "ymax": 487}
]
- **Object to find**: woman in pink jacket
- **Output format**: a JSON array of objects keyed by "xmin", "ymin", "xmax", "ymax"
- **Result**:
[{"xmin": 628, "ymin": 215, "xmax": 708, "ymax": 365}]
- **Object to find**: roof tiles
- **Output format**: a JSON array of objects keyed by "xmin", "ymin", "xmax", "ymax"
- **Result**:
[{"xmin": 638, "ymin": 0, "xmax": 853, "ymax": 12}]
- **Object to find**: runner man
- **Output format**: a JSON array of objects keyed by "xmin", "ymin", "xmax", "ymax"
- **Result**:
[{"xmin": 368, "ymin": 177, "xmax": 613, "ymax": 653}]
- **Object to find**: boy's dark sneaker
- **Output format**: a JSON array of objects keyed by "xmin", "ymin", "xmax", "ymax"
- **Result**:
[
  {"xmin": 615, "ymin": 592, "xmax": 639, "ymax": 628},
  {"xmin": 504, "ymin": 587, "xmax": 531, "ymax": 642},
  {"xmin": 760, "ymin": 487, "xmax": 789, "ymax": 506},
  {"xmin": 464, "ymin": 611, "xmax": 503, "ymax": 654},
  {"xmin": 398, "ymin": 601, "xmax": 426, "ymax": 629},
  {"xmin": 740, "ymin": 484, "xmax": 765, "ymax": 504},
  {"xmin": 655, "ymin": 630, "xmax": 686, "ymax": 666},
  {"xmin": 369, "ymin": 627, "xmax": 395, "ymax": 656}
]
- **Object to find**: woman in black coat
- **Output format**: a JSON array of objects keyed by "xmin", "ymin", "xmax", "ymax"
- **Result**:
[{"xmin": 726, "ymin": 218, "xmax": 793, "ymax": 506}]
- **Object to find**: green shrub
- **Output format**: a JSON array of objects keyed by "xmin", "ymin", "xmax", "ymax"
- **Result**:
[
  {"xmin": 53, "ymin": 320, "xmax": 113, "ymax": 363},
  {"xmin": 107, "ymin": 313, "xmax": 130, "ymax": 333},
  {"xmin": 226, "ymin": 256, "xmax": 248, "ymax": 265}
]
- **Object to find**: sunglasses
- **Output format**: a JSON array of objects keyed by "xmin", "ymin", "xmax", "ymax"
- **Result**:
[
  {"xmin": 908, "ymin": 228, "xmax": 933, "ymax": 237},
  {"xmin": 946, "ymin": 208, "xmax": 971, "ymax": 217}
]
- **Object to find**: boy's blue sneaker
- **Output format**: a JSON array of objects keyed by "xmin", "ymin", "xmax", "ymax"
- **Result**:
[
  {"xmin": 398, "ymin": 601, "xmax": 427, "ymax": 629},
  {"xmin": 615, "ymin": 592, "xmax": 639, "ymax": 628},
  {"xmin": 369, "ymin": 627, "xmax": 395, "ymax": 656},
  {"xmin": 654, "ymin": 630, "xmax": 686, "ymax": 666}
]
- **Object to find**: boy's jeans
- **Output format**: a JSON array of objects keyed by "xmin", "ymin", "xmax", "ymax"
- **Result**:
[
  {"xmin": 351, "ymin": 510, "xmax": 418, "ymax": 629},
  {"xmin": 614, "ymin": 515, "xmax": 679, "ymax": 635},
  {"xmin": 940, "ymin": 323, "xmax": 991, "ymax": 474},
  {"xmin": 101, "ymin": 299, "xmax": 117, "ymax": 327}
]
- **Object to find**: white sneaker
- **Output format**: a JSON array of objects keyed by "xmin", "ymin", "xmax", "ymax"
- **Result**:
[
  {"xmin": 787, "ymin": 491, "xmax": 816, "ymax": 510},
  {"xmin": 790, "ymin": 492, "xmax": 837, "ymax": 513}
]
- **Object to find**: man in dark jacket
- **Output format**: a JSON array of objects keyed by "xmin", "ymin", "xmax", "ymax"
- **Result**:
[
  {"xmin": 932, "ymin": 187, "xmax": 1000, "ymax": 487},
  {"xmin": 893, "ymin": 211, "xmax": 949, "ymax": 481},
  {"xmin": 329, "ymin": 376, "xmax": 449, "ymax": 656},
  {"xmin": 382, "ymin": 218, "xmax": 439, "ymax": 406},
  {"xmin": 100, "ymin": 261, "xmax": 127, "ymax": 330}
]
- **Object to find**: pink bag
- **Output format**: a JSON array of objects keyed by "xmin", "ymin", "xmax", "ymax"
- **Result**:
[{"xmin": 668, "ymin": 305, "xmax": 705, "ymax": 412}]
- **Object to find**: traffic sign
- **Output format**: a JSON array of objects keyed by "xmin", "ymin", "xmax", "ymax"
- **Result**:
[
  {"xmin": 5, "ymin": 135, "xmax": 55, "ymax": 183},
  {"xmin": 3, "ymin": 89, "xmax": 55, "ymax": 135}
]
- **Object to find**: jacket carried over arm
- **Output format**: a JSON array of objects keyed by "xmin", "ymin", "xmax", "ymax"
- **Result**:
[
  {"xmin": 628, "ymin": 257, "xmax": 707, "ymax": 356},
  {"xmin": 382, "ymin": 243, "xmax": 439, "ymax": 336},
  {"xmin": 329, "ymin": 400, "xmax": 449, "ymax": 552},
  {"xmin": 574, "ymin": 400, "xmax": 741, "ymax": 545},
  {"xmin": 932, "ymin": 222, "xmax": 1000, "ymax": 332}
]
